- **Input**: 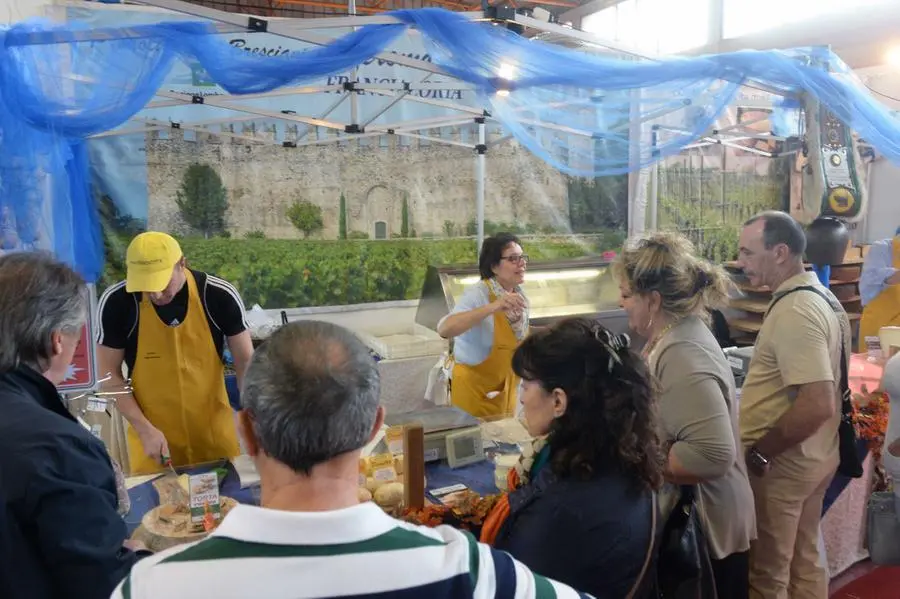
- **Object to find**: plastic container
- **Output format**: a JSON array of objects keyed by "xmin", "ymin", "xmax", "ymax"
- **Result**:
[
  {"xmin": 356, "ymin": 324, "xmax": 447, "ymax": 360},
  {"xmin": 494, "ymin": 454, "xmax": 520, "ymax": 492},
  {"xmin": 867, "ymin": 491, "xmax": 900, "ymax": 565}
]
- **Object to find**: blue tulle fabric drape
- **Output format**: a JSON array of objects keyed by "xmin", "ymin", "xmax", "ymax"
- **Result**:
[{"xmin": 2, "ymin": 8, "xmax": 900, "ymax": 280}]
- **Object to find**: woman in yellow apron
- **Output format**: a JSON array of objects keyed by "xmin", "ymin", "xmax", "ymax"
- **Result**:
[
  {"xmin": 859, "ymin": 235, "xmax": 900, "ymax": 352},
  {"xmin": 437, "ymin": 233, "xmax": 530, "ymax": 419}
]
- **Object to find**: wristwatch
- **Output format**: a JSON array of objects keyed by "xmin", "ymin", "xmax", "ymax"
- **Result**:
[{"xmin": 747, "ymin": 447, "xmax": 770, "ymax": 473}]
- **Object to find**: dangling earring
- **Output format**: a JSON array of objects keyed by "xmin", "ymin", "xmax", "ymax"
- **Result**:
[{"xmin": 645, "ymin": 317, "xmax": 654, "ymax": 336}]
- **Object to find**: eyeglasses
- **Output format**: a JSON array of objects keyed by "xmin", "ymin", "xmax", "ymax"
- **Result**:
[{"xmin": 501, "ymin": 254, "xmax": 529, "ymax": 264}]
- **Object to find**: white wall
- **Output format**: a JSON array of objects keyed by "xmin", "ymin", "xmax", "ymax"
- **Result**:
[{"xmin": 855, "ymin": 67, "xmax": 900, "ymax": 244}]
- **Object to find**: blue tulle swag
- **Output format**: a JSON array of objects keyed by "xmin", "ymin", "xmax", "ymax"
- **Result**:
[{"xmin": 1, "ymin": 8, "xmax": 899, "ymax": 280}]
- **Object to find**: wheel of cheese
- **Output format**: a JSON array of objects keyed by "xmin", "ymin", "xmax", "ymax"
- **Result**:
[
  {"xmin": 130, "ymin": 497, "xmax": 238, "ymax": 553},
  {"xmin": 374, "ymin": 482, "xmax": 405, "ymax": 508}
]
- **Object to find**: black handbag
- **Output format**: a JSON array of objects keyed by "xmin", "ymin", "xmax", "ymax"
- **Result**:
[
  {"xmin": 656, "ymin": 486, "xmax": 718, "ymax": 599},
  {"xmin": 765, "ymin": 285, "xmax": 864, "ymax": 479}
]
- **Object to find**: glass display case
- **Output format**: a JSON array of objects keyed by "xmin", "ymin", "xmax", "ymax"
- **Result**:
[{"xmin": 415, "ymin": 257, "xmax": 631, "ymax": 336}]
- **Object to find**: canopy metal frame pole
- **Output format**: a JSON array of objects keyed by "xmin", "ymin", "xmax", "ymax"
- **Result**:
[
  {"xmin": 347, "ymin": 0, "xmax": 361, "ymax": 136},
  {"xmin": 626, "ymin": 88, "xmax": 642, "ymax": 236},
  {"xmin": 476, "ymin": 116, "xmax": 487, "ymax": 254},
  {"xmin": 649, "ymin": 127, "xmax": 659, "ymax": 231}
]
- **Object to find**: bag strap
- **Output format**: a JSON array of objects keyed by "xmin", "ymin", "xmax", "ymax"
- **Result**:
[
  {"xmin": 765, "ymin": 286, "xmax": 852, "ymax": 416},
  {"xmin": 626, "ymin": 491, "xmax": 657, "ymax": 599}
]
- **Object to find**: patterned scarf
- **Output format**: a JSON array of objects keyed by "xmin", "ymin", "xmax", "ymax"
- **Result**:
[
  {"xmin": 486, "ymin": 278, "xmax": 529, "ymax": 341},
  {"xmin": 480, "ymin": 436, "xmax": 549, "ymax": 545}
]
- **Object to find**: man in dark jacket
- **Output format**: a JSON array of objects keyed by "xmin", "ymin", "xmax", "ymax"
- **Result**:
[{"xmin": 0, "ymin": 252, "xmax": 146, "ymax": 599}]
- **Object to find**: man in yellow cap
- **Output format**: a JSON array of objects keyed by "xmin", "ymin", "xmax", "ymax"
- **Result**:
[{"xmin": 97, "ymin": 232, "xmax": 253, "ymax": 474}]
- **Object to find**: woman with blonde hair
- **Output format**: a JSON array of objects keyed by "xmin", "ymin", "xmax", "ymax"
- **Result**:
[{"xmin": 615, "ymin": 232, "xmax": 756, "ymax": 599}]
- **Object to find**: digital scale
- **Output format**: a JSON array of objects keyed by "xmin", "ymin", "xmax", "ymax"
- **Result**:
[
  {"xmin": 381, "ymin": 406, "xmax": 485, "ymax": 468},
  {"xmin": 723, "ymin": 346, "xmax": 754, "ymax": 389}
]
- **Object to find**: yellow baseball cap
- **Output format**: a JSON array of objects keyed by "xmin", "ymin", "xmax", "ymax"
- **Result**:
[{"xmin": 125, "ymin": 232, "xmax": 183, "ymax": 293}]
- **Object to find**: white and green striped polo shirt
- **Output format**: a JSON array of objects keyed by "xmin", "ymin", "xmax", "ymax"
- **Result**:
[{"xmin": 112, "ymin": 502, "xmax": 593, "ymax": 599}]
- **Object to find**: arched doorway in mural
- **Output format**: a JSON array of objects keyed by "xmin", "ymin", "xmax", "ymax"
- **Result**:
[{"xmin": 363, "ymin": 184, "xmax": 395, "ymax": 238}]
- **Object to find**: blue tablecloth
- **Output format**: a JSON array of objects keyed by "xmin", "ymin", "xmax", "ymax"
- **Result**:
[
  {"xmin": 126, "ymin": 436, "xmax": 864, "ymax": 535},
  {"xmin": 822, "ymin": 438, "xmax": 869, "ymax": 516},
  {"xmin": 125, "ymin": 458, "xmax": 501, "ymax": 534},
  {"xmin": 225, "ymin": 374, "xmax": 240, "ymax": 411}
]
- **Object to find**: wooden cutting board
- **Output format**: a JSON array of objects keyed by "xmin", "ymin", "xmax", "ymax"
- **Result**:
[{"xmin": 130, "ymin": 497, "xmax": 238, "ymax": 552}]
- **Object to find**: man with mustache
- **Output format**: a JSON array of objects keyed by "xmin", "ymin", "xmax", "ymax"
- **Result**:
[{"xmin": 736, "ymin": 211, "xmax": 849, "ymax": 599}]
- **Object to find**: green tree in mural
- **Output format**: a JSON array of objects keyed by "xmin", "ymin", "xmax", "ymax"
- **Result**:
[
  {"xmin": 443, "ymin": 220, "xmax": 455, "ymax": 238},
  {"xmin": 176, "ymin": 163, "xmax": 228, "ymax": 238},
  {"xmin": 401, "ymin": 196, "xmax": 410, "ymax": 238},
  {"xmin": 338, "ymin": 193, "xmax": 348, "ymax": 240},
  {"xmin": 287, "ymin": 200, "xmax": 324, "ymax": 239}
]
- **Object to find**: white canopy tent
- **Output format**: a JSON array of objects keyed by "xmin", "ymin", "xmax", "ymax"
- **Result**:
[{"xmin": 36, "ymin": 0, "xmax": 796, "ymax": 246}]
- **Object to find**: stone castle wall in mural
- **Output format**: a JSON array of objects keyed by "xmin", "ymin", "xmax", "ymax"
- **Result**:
[{"xmin": 145, "ymin": 126, "xmax": 569, "ymax": 239}]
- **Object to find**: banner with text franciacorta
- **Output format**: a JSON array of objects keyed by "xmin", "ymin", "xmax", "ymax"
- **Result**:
[{"xmin": 68, "ymin": 5, "xmax": 478, "ymax": 224}]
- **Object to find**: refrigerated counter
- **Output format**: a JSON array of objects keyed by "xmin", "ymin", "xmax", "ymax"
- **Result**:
[{"xmin": 414, "ymin": 256, "xmax": 639, "ymax": 347}]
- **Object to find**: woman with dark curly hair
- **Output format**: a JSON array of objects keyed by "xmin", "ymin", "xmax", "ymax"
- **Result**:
[{"xmin": 481, "ymin": 317, "xmax": 663, "ymax": 599}]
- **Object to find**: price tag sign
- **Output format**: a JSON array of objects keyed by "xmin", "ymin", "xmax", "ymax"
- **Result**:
[
  {"xmin": 386, "ymin": 426, "xmax": 404, "ymax": 455},
  {"xmin": 369, "ymin": 453, "xmax": 397, "ymax": 482},
  {"xmin": 189, "ymin": 473, "xmax": 221, "ymax": 527},
  {"xmin": 86, "ymin": 398, "xmax": 107, "ymax": 413}
]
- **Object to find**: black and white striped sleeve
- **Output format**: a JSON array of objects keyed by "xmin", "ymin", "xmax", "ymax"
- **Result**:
[
  {"xmin": 204, "ymin": 274, "xmax": 250, "ymax": 337},
  {"xmin": 96, "ymin": 281, "xmax": 138, "ymax": 349}
]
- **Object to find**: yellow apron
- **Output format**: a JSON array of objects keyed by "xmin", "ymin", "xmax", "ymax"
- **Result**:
[
  {"xmin": 859, "ymin": 237, "xmax": 900, "ymax": 352},
  {"xmin": 126, "ymin": 270, "xmax": 240, "ymax": 475},
  {"xmin": 450, "ymin": 289, "xmax": 522, "ymax": 419}
]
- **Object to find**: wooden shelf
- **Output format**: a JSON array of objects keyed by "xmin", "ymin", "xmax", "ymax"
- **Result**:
[
  {"xmin": 729, "ymin": 297, "xmax": 769, "ymax": 314},
  {"xmin": 724, "ymin": 261, "xmax": 813, "ymax": 270},
  {"xmin": 735, "ymin": 282, "xmax": 772, "ymax": 293},
  {"xmin": 730, "ymin": 318, "xmax": 763, "ymax": 334},
  {"xmin": 724, "ymin": 246, "xmax": 867, "ymax": 347}
]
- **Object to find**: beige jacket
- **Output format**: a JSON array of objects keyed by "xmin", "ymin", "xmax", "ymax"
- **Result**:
[{"xmin": 649, "ymin": 315, "xmax": 757, "ymax": 559}]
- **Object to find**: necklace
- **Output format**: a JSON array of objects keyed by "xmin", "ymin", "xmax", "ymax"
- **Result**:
[{"xmin": 641, "ymin": 320, "xmax": 679, "ymax": 360}]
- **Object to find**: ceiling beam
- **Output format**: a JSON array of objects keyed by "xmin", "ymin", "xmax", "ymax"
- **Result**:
[
  {"xmin": 682, "ymin": 3, "xmax": 900, "ymax": 70},
  {"xmin": 557, "ymin": 0, "xmax": 623, "ymax": 26}
]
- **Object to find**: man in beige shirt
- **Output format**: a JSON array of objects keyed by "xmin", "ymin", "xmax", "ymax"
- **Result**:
[{"xmin": 737, "ymin": 211, "xmax": 849, "ymax": 599}]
